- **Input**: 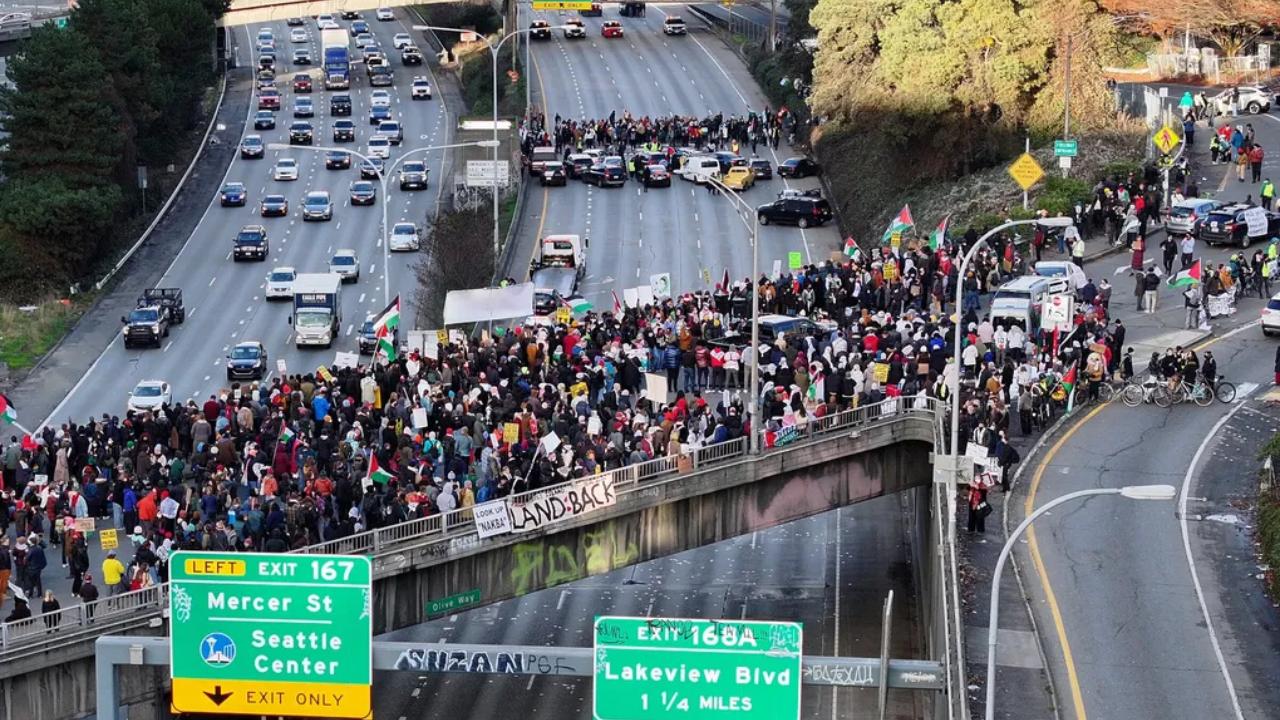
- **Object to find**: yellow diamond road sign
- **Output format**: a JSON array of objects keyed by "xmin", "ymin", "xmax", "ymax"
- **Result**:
[
  {"xmin": 1153, "ymin": 124, "xmax": 1182, "ymax": 155},
  {"xmin": 1008, "ymin": 153, "xmax": 1044, "ymax": 191}
]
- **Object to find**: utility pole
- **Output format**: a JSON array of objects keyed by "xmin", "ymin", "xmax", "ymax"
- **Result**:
[
  {"xmin": 1062, "ymin": 33, "xmax": 1072, "ymax": 178},
  {"xmin": 768, "ymin": 0, "xmax": 777, "ymax": 51}
]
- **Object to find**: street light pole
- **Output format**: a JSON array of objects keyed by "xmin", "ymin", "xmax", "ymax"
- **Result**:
[{"xmin": 985, "ymin": 485, "xmax": 1176, "ymax": 720}]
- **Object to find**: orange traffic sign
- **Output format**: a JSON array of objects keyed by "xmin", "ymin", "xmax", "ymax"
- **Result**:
[{"xmin": 1008, "ymin": 153, "xmax": 1044, "ymax": 191}]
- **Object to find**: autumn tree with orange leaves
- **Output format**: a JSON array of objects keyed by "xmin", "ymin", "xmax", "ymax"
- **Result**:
[{"xmin": 1101, "ymin": 0, "xmax": 1280, "ymax": 56}]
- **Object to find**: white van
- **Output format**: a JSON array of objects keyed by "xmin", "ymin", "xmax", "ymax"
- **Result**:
[
  {"xmin": 677, "ymin": 155, "xmax": 721, "ymax": 184},
  {"xmin": 990, "ymin": 276, "xmax": 1066, "ymax": 330}
]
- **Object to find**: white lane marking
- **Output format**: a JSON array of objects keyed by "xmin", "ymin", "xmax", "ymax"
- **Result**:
[
  {"xmin": 1179, "ymin": 403, "xmax": 1247, "ymax": 720},
  {"xmin": 346, "ymin": 324, "xmax": 354, "ymax": 336},
  {"xmin": 358, "ymin": 292, "xmax": 366, "ymax": 303},
  {"xmin": 162, "ymin": 341, "xmax": 173, "ymax": 353},
  {"xmin": 208, "ymin": 276, "xmax": 217, "ymax": 286},
  {"xmin": 557, "ymin": 589, "xmax": 569, "ymax": 610}
]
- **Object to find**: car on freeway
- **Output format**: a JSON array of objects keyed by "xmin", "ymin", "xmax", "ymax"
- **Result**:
[
  {"xmin": 325, "ymin": 149, "xmax": 351, "ymax": 169},
  {"xmin": 257, "ymin": 89, "xmax": 280, "ymax": 110},
  {"xmin": 315, "ymin": 13, "xmax": 336, "ymax": 27},
  {"xmin": 253, "ymin": 110, "xmax": 276, "ymax": 130},
  {"xmin": 273, "ymin": 158, "xmax": 299, "ymax": 181},
  {"xmin": 330, "ymin": 93, "xmax": 353, "ymax": 115},
  {"xmin": 127, "ymin": 380, "xmax": 171, "ymax": 414},
  {"xmin": 642, "ymin": 164, "xmax": 671, "ymax": 188},
  {"xmin": 411, "ymin": 77, "xmax": 432, "ymax": 99},
  {"xmin": 563, "ymin": 19, "xmax": 586, "ymax": 38},
  {"xmin": 1165, "ymin": 198, "xmax": 1221, "ymax": 236},
  {"xmin": 1198, "ymin": 204, "xmax": 1280, "ymax": 247},
  {"xmin": 376, "ymin": 6, "xmax": 393, "ymax": 20},
  {"xmin": 257, "ymin": 53, "xmax": 275, "ymax": 71},
  {"xmin": 777, "ymin": 156, "xmax": 820, "ymax": 178},
  {"xmin": 240, "ymin": 135, "xmax": 265, "ymax": 159},
  {"xmin": 712, "ymin": 151, "xmax": 747, "ymax": 173},
  {"xmin": 530, "ymin": 20, "xmax": 551, "ymax": 40},
  {"xmin": 289, "ymin": 121, "xmax": 314, "ymax": 144},
  {"xmin": 302, "ymin": 190, "xmax": 333, "ymax": 221},
  {"xmin": 226, "ymin": 341, "xmax": 269, "ymax": 381},
  {"xmin": 256, "ymin": 69, "xmax": 275, "ymax": 88},
  {"xmin": 369, "ymin": 104, "xmax": 393, "ymax": 125},
  {"xmin": 349, "ymin": 180, "xmax": 377, "ymax": 205},
  {"xmin": 331, "ymin": 119, "xmax": 356, "ymax": 143},
  {"xmin": 377, "ymin": 120, "xmax": 403, "ymax": 145},
  {"xmin": 265, "ymin": 266, "xmax": 296, "ymax": 300},
  {"xmin": 259, "ymin": 194, "xmax": 289, "ymax": 217},
  {"xmin": 256, "ymin": 27, "xmax": 272, "ymax": 42},
  {"xmin": 401, "ymin": 46, "xmax": 423, "ymax": 65},
  {"xmin": 663, "ymin": 16, "xmax": 687, "ymax": 35},
  {"xmin": 362, "ymin": 46, "xmax": 385, "ymax": 64},
  {"xmin": 234, "ymin": 224, "xmax": 269, "ymax": 261},
  {"xmin": 398, "ymin": 161, "xmax": 428, "ymax": 190},
  {"xmin": 392, "ymin": 32, "xmax": 413, "ymax": 49},
  {"xmin": 220, "ymin": 181, "xmax": 247, "ymax": 206},
  {"xmin": 340, "ymin": 9, "xmax": 361, "ymax": 20},
  {"xmin": 722, "ymin": 166, "xmax": 756, "ymax": 191},
  {"xmin": 748, "ymin": 158, "xmax": 773, "ymax": 180},
  {"xmin": 289, "ymin": 27, "xmax": 307, "ymax": 43},
  {"xmin": 756, "ymin": 195, "xmax": 833, "ymax": 228},
  {"xmin": 389, "ymin": 222, "xmax": 421, "ymax": 252},
  {"xmin": 330, "ymin": 249, "xmax": 361, "ymax": 282},
  {"xmin": 367, "ymin": 136, "xmax": 391, "ymax": 159},
  {"xmin": 357, "ymin": 317, "xmax": 398, "ymax": 354},
  {"xmin": 567, "ymin": 153, "xmax": 594, "ymax": 178},
  {"xmin": 293, "ymin": 48, "xmax": 312, "ymax": 64},
  {"xmin": 286, "ymin": 17, "xmax": 304, "ymax": 26},
  {"xmin": 1208, "ymin": 85, "xmax": 1273, "ymax": 115},
  {"xmin": 360, "ymin": 157, "xmax": 385, "ymax": 179},
  {"xmin": 293, "ymin": 97, "xmax": 314, "ymax": 117},
  {"xmin": 583, "ymin": 162, "xmax": 626, "ymax": 187},
  {"xmin": 580, "ymin": 3, "xmax": 602, "ymax": 17},
  {"xmin": 293, "ymin": 74, "xmax": 312, "ymax": 93},
  {"xmin": 351, "ymin": 19, "xmax": 370, "ymax": 35},
  {"xmin": 370, "ymin": 89, "xmax": 392, "ymax": 107},
  {"xmin": 1263, "ymin": 292, "xmax": 1280, "ymax": 336},
  {"xmin": 318, "ymin": 18, "xmax": 339, "ymax": 30},
  {"xmin": 602, "ymin": 20, "xmax": 623, "ymax": 38},
  {"xmin": 540, "ymin": 161, "xmax": 568, "ymax": 186},
  {"xmin": 354, "ymin": 32, "xmax": 375, "ymax": 49}
]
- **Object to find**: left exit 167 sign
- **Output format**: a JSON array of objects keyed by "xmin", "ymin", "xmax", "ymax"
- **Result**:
[{"xmin": 169, "ymin": 551, "xmax": 372, "ymax": 718}]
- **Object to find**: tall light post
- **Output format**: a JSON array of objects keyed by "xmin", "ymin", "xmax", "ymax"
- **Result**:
[
  {"xmin": 985, "ymin": 484, "xmax": 1177, "ymax": 720},
  {"xmin": 705, "ymin": 174, "xmax": 761, "ymax": 454},
  {"xmin": 269, "ymin": 139, "xmax": 498, "ymax": 306},
  {"xmin": 413, "ymin": 23, "xmax": 572, "ymax": 260}
]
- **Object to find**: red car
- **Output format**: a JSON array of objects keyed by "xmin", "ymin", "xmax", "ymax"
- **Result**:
[
  {"xmin": 293, "ymin": 75, "xmax": 312, "ymax": 93},
  {"xmin": 257, "ymin": 90, "xmax": 280, "ymax": 110},
  {"xmin": 601, "ymin": 21, "xmax": 623, "ymax": 38}
]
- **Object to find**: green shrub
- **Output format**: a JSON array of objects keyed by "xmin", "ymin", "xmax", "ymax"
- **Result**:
[
  {"xmin": 1036, "ymin": 176, "xmax": 1092, "ymax": 215},
  {"xmin": 1259, "ymin": 495, "xmax": 1280, "ymax": 600}
]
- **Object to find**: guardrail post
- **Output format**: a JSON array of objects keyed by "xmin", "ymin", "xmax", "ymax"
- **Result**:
[{"xmin": 373, "ymin": 528, "xmax": 382, "ymax": 554}]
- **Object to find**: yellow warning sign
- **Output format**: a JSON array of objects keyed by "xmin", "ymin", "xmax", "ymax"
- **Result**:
[
  {"xmin": 1008, "ymin": 153, "xmax": 1044, "ymax": 191},
  {"xmin": 171, "ymin": 678, "xmax": 370, "ymax": 719},
  {"xmin": 1152, "ymin": 124, "xmax": 1181, "ymax": 155}
]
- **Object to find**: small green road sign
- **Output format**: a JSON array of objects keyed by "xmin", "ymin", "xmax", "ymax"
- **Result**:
[
  {"xmin": 169, "ymin": 551, "xmax": 372, "ymax": 719},
  {"xmin": 53, "ymin": 16, "xmax": 68, "ymax": 29},
  {"xmin": 426, "ymin": 588, "xmax": 482, "ymax": 615},
  {"xmin": 593, "ymin": 616, "xmax": 803, "ymax": 720},
  {"xmin": 1053, "ymin": 140, "xmax": 1078, "ymax": 157}
]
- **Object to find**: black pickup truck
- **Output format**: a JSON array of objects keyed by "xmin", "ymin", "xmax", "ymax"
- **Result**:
[{"xmin": 122, "ymin": 288, "xmax": 184, "ymax": 348}]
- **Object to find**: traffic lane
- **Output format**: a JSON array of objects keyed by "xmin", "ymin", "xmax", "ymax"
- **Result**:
[
  {"xmin": 1184, "ymin": 397, "xmax": 1280, "ymax": 717},
  {"xmin": 374, "ymin": 494, "xmax": 923, "ymax": 719},
  {"xmin": 1019, "ymin": 332, "xmax": 1273, "ymax": 720},
  {"xmin": 633, "ymin": 6, "xmax": 749, "ymax": 115}
]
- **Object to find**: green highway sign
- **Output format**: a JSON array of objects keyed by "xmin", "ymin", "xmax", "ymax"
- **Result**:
[
  {"xmin": 169, "ymin": 551, "xmax": 372, "ymax": 718},
  {"xmin": 1053, "ymin": 140, "xmax": 1078, "ymax": 157},
  {"xmin": 593, "ymin": 616, "xmax": 803, "ymax": 720},
  {"xmin": 426, "ymin": 588, "xmax": 482, "ymax": 615}
]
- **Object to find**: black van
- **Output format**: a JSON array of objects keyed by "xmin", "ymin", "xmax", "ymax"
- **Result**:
[{"xmin": 756, "ymin": 196, "xmax": 834, "ymax": 228}]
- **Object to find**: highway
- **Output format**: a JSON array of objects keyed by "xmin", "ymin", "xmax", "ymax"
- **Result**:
[
  {"xmin": 375, "ymin": 495, "xmax": 926, "ymax": 720},
  {"xmin": 511, "ymin": 3, "xmax": 839, "ymax": 309},
  {"xmin": 31, "ymin": 8, "xmax": 448, "ymax": 424}
]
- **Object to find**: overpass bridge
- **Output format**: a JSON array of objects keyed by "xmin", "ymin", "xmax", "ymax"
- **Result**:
[{"xmin": 0, "ymin": 398, "xmax": 968, "ymax": 720}]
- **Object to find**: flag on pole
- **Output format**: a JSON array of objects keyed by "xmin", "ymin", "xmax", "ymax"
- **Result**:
[
  {"xmin": 367, "ymin": 455, "xmax": 394, "ymax": 485},
  {"xmin": 720, "ymin": 267, "xmax": 731, "ymax": 292},
  {"xmin": 1167, "ymin": 259, "xmax": 1202, "ymax": 287},
  {"xmin": 928, "ymin": 214, "xmax": 950, "ymax": 251},
  {"xmin": 375, "ymin": 326, "xmax": 397, "ymax": 363},
  {"xmin": 1062, "ymin": 363, "xmax": 1078, "ymax": 412},
  {"xmin": 611, "ymin": 290, "xmax": 623, "ymax": 316},
  {"xmin": 843, "ymin": 235, "xmax": 860, "ymax": 259},
  {"xmin": 564, "ymin": 297, "xmax": 593, "ymax": 314},
  {"xmin": 880, "ymin": 205, "xmax": 914, "ymax": 244},
  {"xmin": 372, "ymin": 295, "xmax": 401, "ymax": 336},
  {"xmin": 278, "ymin": 425, "xmax": 295, "ymax": 445},
  {"xmin": 0, "ymin": 394, "xmax": 16, "ymax": 426}
]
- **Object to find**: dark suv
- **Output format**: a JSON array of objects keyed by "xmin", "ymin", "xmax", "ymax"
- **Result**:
[
  {"xmin": 584, "ymin": 163, "xmax": 626, "ymax": 188},
  {"xmin": 332, "ymin": 119, "xmax": 355, "ymax": 142},
  {"xmin": 1198, "ymin": 204, "xmax": 1280, "ymax": 248},
  {"xmin": 358, "ymin": 319, "xmax": 399, "ymax": 354},
  {"xmin": 330, "ymin": 93, "xmax": 352, "ymax": 116},
  {"xmin": 756, "ymin": 196, "xmax": 834, "ymax": 228},
  {"xmin": 233, "ymin": 225, "xmax": 269, "ymax": 261}
]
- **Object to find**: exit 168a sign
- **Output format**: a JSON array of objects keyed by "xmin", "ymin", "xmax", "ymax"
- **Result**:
[{"xmin": 169, "ymin": 551, "xmax": 372, "ymax": 719}]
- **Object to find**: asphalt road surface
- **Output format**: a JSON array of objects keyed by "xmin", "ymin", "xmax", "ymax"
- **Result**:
[
  {"xmin": 375, "ymin": 494, "xmax": 927, "ymax": 720},
  {"xmin": 33, "ymin": 9, "xmax": 447, "ymax": 425},
  {"xmin": 512, "ymin": 2, "xmax": 839, "ymax": 310}
]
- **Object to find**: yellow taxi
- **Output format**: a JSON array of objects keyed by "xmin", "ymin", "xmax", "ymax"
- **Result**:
[{"xmin": 722, "ymin": 166, "xmax": 756, "ymax": 191}]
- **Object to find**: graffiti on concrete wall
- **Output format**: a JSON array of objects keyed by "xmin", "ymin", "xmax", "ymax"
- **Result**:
[{"xmin": 509, "ymin": 522, "xmax": 640, "ymax": 595}]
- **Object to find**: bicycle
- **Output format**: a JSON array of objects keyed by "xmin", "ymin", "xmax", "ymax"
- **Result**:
[
  {"xmin": 1153, "ymin": 377, "xmax": 1215, "ymax": 407},
  {"xmin": 1208, "ymin": 376, "xmax": 1237, "ymax": 403},
  {"xmin": 1121, "ymin": 377, "xmax": 1161, "ymax": 407}
]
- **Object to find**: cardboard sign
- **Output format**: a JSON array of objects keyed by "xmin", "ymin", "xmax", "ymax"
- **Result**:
[
  {"xmin": 788, "ymin": 251, "xmax": 803, "ymax": 270},
  {"xmin": 540, "ymin": 431, "xmax": 561, "ymax": 455},
  {"xmin": 473, "ymin": 500, "xmax": 513, "ymax": 538},
  {"xmin": 555, "ymin": 306, "xmax": 572, "ymax": 325},
  {"xmin": 650, "ymin": 273, "xmax": 672, "ymax": 298},
  {"xmin": 623, "ymin": 288, "xmax": 639, "ymax": 308},
  {"xmin": 333, "ymin": 351, "xmax": 359, "ymax": 369},
  {"xmin": 1244, "ymin": 206, "xmax": 1269, "ymax": 237},
  {"xmin": 99, "ymin": 529, "xmax": 118, "ymax": 550},
  {"xmin": 1041, "ymin": 293, "xmax": 1074, "ymax": 331},
  {"xmin": 503, "ymin": 422, "xmax": 520, "ymax": 444},
  {"xmin": 73, "ymin": 517, "xmax": 95, "ymax": 532},
  {"xmin": 276, "ymin": 359, "xmax": 287, "ymax": 376},
  {"xmin": 412, "ymin": 407, "xmax": 429, "ymax": 429},
  {"xmin": 587, "ymin": 415, "xmax": 602, "ymax": 436},
  {"xmin": 636, "ymin": 285, "xmax": 655, "ymax": 307},
  {"xmin": 872, "ymin": 362, "xmax": 890, "ymax": 383},
  {"xmin": 316, "ymin": 365, "xmax": 335, "ymax": 383},
  {"xmin": 644, "ymin": 372, "xmax": 668, "ymax": 404}
]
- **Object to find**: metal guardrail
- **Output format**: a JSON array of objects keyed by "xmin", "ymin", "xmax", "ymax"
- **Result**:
[{"xmin": 0, "ymin": 396, "xmax": 948, "ymax": 667}]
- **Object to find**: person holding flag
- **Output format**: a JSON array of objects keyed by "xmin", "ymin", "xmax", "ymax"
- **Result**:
[
  {"xmin": 881, "ymin": 205, "xmax": 914, "ymax": 253},
  {"xmin": 371, "ymin": 295, "xmax": 400, "ymax": 365}
]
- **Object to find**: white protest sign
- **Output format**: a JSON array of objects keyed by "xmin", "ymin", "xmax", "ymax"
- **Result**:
[
  {"xmin": 1040, "ymin": 293, "xmax": 1074, "ymax": 332},
  {"xmin": 506, "ymin": 475, "xmax": 617, "ymax": 533},
  {"xmin": 412, "ymin": 407, "xmax": 428, "ymax": 429},
  {"xmin": 623, "ymin": 287, "xmax": 639, "ymax": 308},
  {"xmin": 649, "ymin": 273, "xmax": 672, "ymax": 298},
  {"xmin": 587, "ymin": 415, "xmax": 602, "ymax": 436},
  {"xmin": 333, "ymin": 351, "xmax": 359, "ymax": 369},
  {"xmin": 406, "ymin": 358, "xmax": 420, "ymax": 377},
  {"xmin": 637, "ymin": 285, "xmax": 655, "ymax": 307},
  {"xmin": 644, "ymin": 372, "xmax": 668, "ymax": 405},
  {"xmin": 449, "ymin": 329, "xmax": 467, "ymax": 346},
  {"xmin": 276, "ymin": 359, "xmax": 287, "ymax": 376},
  {"xmin": 540, "ymin": 431, "xmax": 561, "ymax": 456},
  {"xmin": 473, "ymin": 500, "xmax": 513, "ymax": 538},
  {"xmin": 1244, "ymin": 206, "xmax": 1269, "ymax": 237},
  {"xmin": 772, "ymin": 259, "xmax": 782, "ymax": 277}
]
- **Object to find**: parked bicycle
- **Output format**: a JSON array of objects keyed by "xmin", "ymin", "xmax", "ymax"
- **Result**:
[
  {"xmin": 1209, "ymin": 376, "xmax": 1237, "ymax": 403},
  {"xmin": 1153, "ymin": 377, "xmax": 1214, "ymax": 407}
]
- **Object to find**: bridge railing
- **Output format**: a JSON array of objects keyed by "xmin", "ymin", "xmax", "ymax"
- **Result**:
[{"xmin": 0, "ymin": 396, "xmax": 945, "ymax": 663}]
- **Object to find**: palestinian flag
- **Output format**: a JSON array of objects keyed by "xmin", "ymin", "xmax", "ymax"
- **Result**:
[
  {"xmin": 843, "ymin": 236, "xmax": 860, "ymax": 259},
  {"xmin": 880, "ymin": 204, "xmax": 914, "ymax": 245},
  {"xmin": 564, "ymin": 296, "xmax": 593, "ymax": 314},
  {"xmin": 375, "ymin": 325, "xmax": 397, "ymax": 363},
  {"xmin": 278, "ymin": 425, "xmax": 295, "ymax": 445},
  {"xmin": 373, "ymin": 295, "xmax": 401, "ymax": 336},
  {"xmin": 367, "ymin": 454, "xmax": 394, "ymax": 485},
  {"xmin": 0, "ymin": 394, "xmax": 15, "ymax": 425},
  {"xmin": 1061, "ymin": 364, "xmax": 1077, "ymax": 395},
  {"xmin": 929, "ymin": 215, "xmax": 950, "ymax": 251},
  {"xmin": 612, "ymin": 290, "xmax": 623, "ymax": 316},
  {"xmin": 1168, "ymin": 259, "xmax": 1201, "ymax": 287}
]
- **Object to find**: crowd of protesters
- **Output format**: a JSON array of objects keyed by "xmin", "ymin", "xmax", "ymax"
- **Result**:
[{"xmin": 519, "ymin": 108, "xmax": 800, "ymax": 160}]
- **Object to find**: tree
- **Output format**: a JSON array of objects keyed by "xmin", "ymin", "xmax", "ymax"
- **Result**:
[
  {"xmin": 139, "ymin": 0, "xmax": 215, "ymax": 158},
  {"xmin": 0, "ymin": 25, "xmax": 124, "ymax": 187},
  {"xmin": 413, "ymin": 207, "xmax": 495, "ymax": 328},
  {"xmin": 1101, "ymin": 0, "xmax": 1280, "ymax": 56},
  {"xmin": 0, "ymin": 176, "xmax": 123, "ymax": 283}
]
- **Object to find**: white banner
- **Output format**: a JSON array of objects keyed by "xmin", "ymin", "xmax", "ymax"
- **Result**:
[
  {"xmin": 473, "ymin": 500, "xmax": 513, "ymax": 538},
  {"xmin": 506, "ymin": 475, "xmax": 617, "ymax": 533},
  {"xmin": 1244, "ymin": 206, "xmax": 1269, "ymax": 237},
  {"xmin": 644, "ymin": 372, "xmax": 668, "ymax": 405},
  {"xmin": 333, "ymin": 351, "xmax": 359, "ymax": 369}
]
